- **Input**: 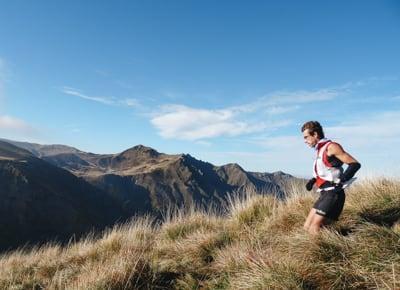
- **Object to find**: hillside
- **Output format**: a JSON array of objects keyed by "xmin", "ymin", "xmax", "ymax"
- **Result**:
[
  {"xmin": 0, "ymin": 141, "xmax": 124, "ymax": 251},
  {"xmin": 0, "ymin": 178, "xmax": 398, "ymax": 289}
]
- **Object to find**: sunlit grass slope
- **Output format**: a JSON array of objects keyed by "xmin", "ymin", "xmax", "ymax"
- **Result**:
[{"xmin": 1, "ymin": 179, "xmax": 399, "ymax": 289}]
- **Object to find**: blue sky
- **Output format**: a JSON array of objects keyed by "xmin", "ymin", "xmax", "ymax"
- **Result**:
[{"xmin": 1, "ymin": 1, "xmax": 400, "ymax": 177}]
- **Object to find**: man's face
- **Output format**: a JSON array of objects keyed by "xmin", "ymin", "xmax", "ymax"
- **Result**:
[{"xmin": 303, "ymin": 129, "xmax": 320, "ymax": 148}]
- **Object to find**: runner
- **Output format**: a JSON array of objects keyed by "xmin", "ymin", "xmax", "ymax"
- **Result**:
[{"xmin": 301, "ymin": 121, "xmax": 361, "ymax": 235}]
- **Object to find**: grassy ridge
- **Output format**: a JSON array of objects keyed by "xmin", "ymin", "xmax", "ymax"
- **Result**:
[{"xmin": 0, "ymin": 179, "xmax": 399, "ymax": 289}]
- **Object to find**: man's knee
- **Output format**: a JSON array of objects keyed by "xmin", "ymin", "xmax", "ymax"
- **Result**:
[
  {"xmin": 308, "ymin": 215, "xmax": 325, "ymax": 234},
  {"xmin": 308, "ymin": 224, "xmax": 321, "ymax": 235}
]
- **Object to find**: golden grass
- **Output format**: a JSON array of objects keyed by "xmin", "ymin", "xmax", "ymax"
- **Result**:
[{"xmin": 0, "ymin": 178, "xmax": 399, "ymax": 289}]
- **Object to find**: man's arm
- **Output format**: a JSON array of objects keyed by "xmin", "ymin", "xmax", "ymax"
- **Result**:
[
  {"xmin": 327, "ymin": 143, "xmax": 361, "ymax": 182},
  {"xmin": 327, "ymin": 143, "xmax": 358, "ymax": 164}
]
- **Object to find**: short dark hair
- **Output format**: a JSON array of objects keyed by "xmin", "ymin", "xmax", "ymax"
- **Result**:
[{"xmin": 301, "ymin": 121, "xmax": 325, "ymax": 139}]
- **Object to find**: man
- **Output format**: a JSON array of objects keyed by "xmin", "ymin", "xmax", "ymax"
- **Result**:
[{"xmin": 301, "ymin": 121, "xmax": 361, "ymax": 235}]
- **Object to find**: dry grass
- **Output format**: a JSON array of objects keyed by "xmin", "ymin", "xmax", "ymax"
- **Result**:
[{"xmin": 0, "ymin": 178, "xmax": 399, "ymax": 289}]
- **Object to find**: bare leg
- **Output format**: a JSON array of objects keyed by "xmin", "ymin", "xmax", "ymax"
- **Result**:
[
  {"xmin": 304, "ymin": 208, "xmax": 317, "ymax": 231},
  {"xmin": 308, "ymin": 213, "xmax": 326, "ymax": 235}
]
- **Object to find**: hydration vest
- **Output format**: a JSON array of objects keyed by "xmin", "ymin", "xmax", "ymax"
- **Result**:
[{"xmin": 313, "ymin": 139, "xmax": 343, "ymax": 188}]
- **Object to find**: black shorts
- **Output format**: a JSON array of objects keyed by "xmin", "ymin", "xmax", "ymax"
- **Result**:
[{"xmin": 313, "ymin": 185, "xmax": 345, "ymax": 221}]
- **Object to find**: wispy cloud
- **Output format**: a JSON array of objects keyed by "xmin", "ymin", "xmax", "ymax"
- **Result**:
[
  {"xmin": 61, "ymin": 87, "xmax": 141, "ymax": 108},
  {"xmin": 150, "ymin": 86, "xmax": 344, "ymax": 141},
  {"xmin": 227, "ymin": 87, "xmax": 342, "ymax": 115},
  {"xmin": 150, "ymin": 78, "xmax": 392, "ymax": 142},
  {"xmin": 150, "ymin": 105, "xmax": 268, "ymax": 141},
  {"xmin": 62, "ymin": 87, "xmax": 115, "ymax": 105},
  {"xmin": 326, "ymin": 111, "xmax": 400, "ymax": 149},
  {"xmin": 232, "ymin": 79, "xmax": 390, "ymax": 115},
  {"xmin": 268, "ymin": 88, "xmax": 339, "ymax": 104},
  {"xmin": 325, "ymin": 111, "xmax": 400, "ymax": 177}
]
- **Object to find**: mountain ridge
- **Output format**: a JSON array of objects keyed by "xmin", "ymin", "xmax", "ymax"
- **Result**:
[{"xmin": 0, "ymin": 138, "xmax": 298, "ymax": 251}]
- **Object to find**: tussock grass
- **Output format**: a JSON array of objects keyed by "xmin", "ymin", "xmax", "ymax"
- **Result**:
[
  {"xmin": 347, "ymin": 179, "xmax": 400, "ymax": 226},
  {"xmin": 227, "ymin": 191, "xmax": 278, "ymax": 227},
  {"xmin": 1, "ymin": 178, "xmax": 399, "ymax": 289},
  {"xmin": 160, "ymin": 206, "xmax": 222, "ymax": 241}
]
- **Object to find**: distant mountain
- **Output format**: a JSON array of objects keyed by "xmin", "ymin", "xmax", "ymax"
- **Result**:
[
  {"xmin": 0, "ymin": 138, "xmax": 83, "ymax": 157},
  {"xmin": 4, "ymin": 139, "xmax": 298, "ymax": 215},
  {"xmin": 0, "ymin": 140, "xmax": 123, "ymax": 252}
]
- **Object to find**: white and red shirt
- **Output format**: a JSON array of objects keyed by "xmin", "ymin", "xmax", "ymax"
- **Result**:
[{"xmin": 313, "ymin": 139, "xmax": 343, "ymax": 188}]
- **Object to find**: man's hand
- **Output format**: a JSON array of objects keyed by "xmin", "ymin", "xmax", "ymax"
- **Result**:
[
  {"xmin": 334, "ymin": 180, "xmax": 344, "ymax": 190},
  {"xmin": 306, "ymin": 178, "xmax": 316, "ymax": 191}
]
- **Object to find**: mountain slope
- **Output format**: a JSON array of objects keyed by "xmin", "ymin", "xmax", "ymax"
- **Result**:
[
  {"xmin": 37, "ymin": 144, "xmax": 292, "ymax": 210},
  {"xmin": 3, "ymin": 139, "xmax": 298, "ymax": 215},
  {"xmin": 0, "ymin": 141, "xmax": 123, "ymax": 251}
]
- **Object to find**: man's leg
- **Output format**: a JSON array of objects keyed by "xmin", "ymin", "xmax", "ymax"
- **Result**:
[
  {"xmin": 308, "ymin": 213, "xmax": 326, "ymax": 235},
  {"xmin": 304, "ymin": 208, "xmax": 317, "ymax": 231}
]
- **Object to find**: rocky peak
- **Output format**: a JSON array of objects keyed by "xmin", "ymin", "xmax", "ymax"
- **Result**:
[{"xmin": 120, "ymin": 145, "xmax": 160, "ymax": 159}]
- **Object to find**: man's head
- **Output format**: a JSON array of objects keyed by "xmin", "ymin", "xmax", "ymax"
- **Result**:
[{"xmin": 301, "ymin": 121, "xmax": 325, "ymax": 148}]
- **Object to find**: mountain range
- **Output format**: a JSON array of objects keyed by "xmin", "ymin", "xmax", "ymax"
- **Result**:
[{"xmin": 0, "ymin": 138, "xmax": 298, "ymax": 251}]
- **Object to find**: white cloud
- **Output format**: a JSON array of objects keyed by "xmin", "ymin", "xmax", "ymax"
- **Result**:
[
  {"xmin": 149, "ymin": 86, "xmax": 339, "ymax": 141},
  {"xmin": 0, "ymin": 115, "xmax": 31, "ymax": 130},
  {"xmin": 323, "ymin": 111, "xmax": 400, "ymax": 177},
  {"xmin": 150, "ymin": 105, "xmax": 269, "ymax": 141},
  {"xmin": 149, "ymin": 85, "xmax": 345, "ymax": 141},
  {"xmin": 0, "ymin": 115, "xmax": 38, "ymax": 140},
  {"xmin": 326, "ymin": 111, "xmax": 400, "ymax": 149},
  {"xmin": 229, "ymin": 87, "xmax": 342, "ymax": 115}
]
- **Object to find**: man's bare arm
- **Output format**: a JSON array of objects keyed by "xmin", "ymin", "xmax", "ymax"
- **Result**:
[
  {"xmin": 327, "ymin": 143, "xmax": 361, "ymax": 182},
  {"xmin": 327, "ymin": 143, "xmax": 358, "ymax": 164}
]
